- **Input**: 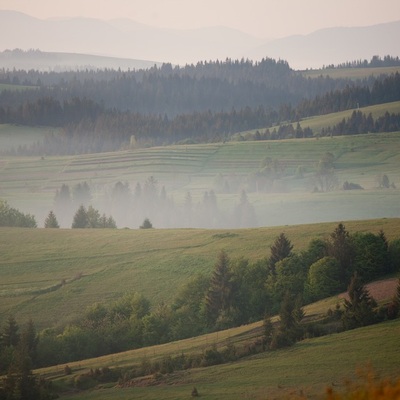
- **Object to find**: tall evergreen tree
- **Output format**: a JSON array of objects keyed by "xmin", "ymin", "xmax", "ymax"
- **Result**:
[
  {"xmin": 205, "ymin": 250, "xmax": 233, "ymax": 327},
  {"xmin": 327, "ymin": 223, "xmax": 355, "ymax": 288},
  {"xmin": 71, "ymin": 205, "xmax": 88, "ymax": 228},
  {"xmin": 44, "ymin": 210, "xmax": 59, "ymax": 228},
  {"xmin": 342, "ymin": 272, "xmax": 376, "ymax": 330},
  {"xmin": 268, "ymin": 233, "xmax": 293, "ymax": 275},
  {"xmin": 2, "ymin": 315, "xmax": 20, "ymax": 348}
]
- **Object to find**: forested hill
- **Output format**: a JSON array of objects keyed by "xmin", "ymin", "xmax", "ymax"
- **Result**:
[
  {"xmin": 1, "ymin": 56, "xmax": 400, "ymax": 154},
  {"xmin": 0, "ymin": 57, "xmax": 372, "ymax": 115}
]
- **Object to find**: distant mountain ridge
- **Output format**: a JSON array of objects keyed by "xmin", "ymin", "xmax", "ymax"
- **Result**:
[
  {"xmin": 0, "ymin": 49, "xmax": 161, "ymax": 71},
  {"xmin": 0, "ymin": 10, "xmax": 399, "ymax": 70}
]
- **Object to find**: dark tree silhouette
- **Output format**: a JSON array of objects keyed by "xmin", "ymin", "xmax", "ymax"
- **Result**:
[
  {"xmin": 268, "ymin": 233, "xmax": 293, "ymax": 275},
  {"xmin": 327, "ymin": 223, "xmax": 354, "ymax": 288},
  {"xmin": 342, "ymin": 272, "xmax": 376, "ymax": 330},
  {"xmin": 205, "ymin": 250, "xmax": 233, "ymax": 327},
  {"xmin": 71, "ymin": 205, "xmax": 89, "ymax": 228},
  {"xmin": 44, "ymin": 210, "xmax": 59, "ymax": 228},
  {"xmin": 140, "ymin": 218, "xmax": 153, "ymax": 229}
]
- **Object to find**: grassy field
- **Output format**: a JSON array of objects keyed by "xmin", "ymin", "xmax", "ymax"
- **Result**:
[
  {"xmin": 1, "ymin": 218, "xmax": 399, "ymax": 330},
  {"xmin": 239, "ymin": 101, "xmax": 400, "ymax": 137},
  {"xmin": 36, "ymin": 318, "xmax": 400, "ymax": 399},
  {"xmin": 0, "ymin": 124, "xmax": 61, "ymax": 151},
  {"xmin": 301, "ymin": 66, "xmax": 400, "ymax": 79},
  {"xmin": 1, "ymin": 128, "xmax": 400, "ymax": 227}
]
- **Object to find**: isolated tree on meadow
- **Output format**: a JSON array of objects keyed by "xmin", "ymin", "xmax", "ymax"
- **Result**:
[
  {"xmin": 315, "ymin": 152, "xmax": 338, "ymax": 192},
  {"xmin": 44, "ymin": 210, "xmax": 59, "ymax": 228},
  {"xmin": 268, "ymin": 233, "xmax": 293, "ymax": 275},
  {"xmin": 140, "ymin": 218, "xmax": 153, "ymax": 229}
]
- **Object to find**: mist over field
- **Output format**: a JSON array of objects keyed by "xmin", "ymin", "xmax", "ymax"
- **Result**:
[{"xmin": 2, "ymin": 131, "xmax": 399, "ymax": 230}]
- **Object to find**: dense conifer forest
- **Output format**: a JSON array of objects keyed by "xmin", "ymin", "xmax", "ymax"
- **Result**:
[{"xmin": 1, "ymin": 56, "xmax": 400, "ymax": 155}]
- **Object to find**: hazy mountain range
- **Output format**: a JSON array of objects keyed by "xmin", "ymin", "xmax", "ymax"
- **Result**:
[{"xmin": 0, "ymin": 10, "xmax": 399, "ymax": 70}]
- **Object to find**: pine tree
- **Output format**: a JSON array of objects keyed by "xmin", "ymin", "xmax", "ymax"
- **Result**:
[
  {"xmin": 268, "ymin": 233, "xmax": 293, "ymax": 275},
  {"xmin": 205, "ymin": 250, "xmax": 233, "ymax": 327},
  {"xmin": 342, "ymin": 272, "xmax": 376, "ymax": 330},
  {"xmin": 140, "ymin": 218, "xmax": 153, "ymax": 229},
  {"xmin": 44, "ymin": 210, "xmax": 59, "ymax": 228},
  {"xmin": 327, "ymin": 223, "xmax": 354, "ymax": 288},
  {"xmin": 71, "ymin": 205, "xmax": 88, "ymax": 228},
  {"xmin": 2, "ymin": 315, "xmax": 20, "ymax": 347}
]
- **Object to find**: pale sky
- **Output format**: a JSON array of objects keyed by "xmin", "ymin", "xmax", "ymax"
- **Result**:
[{"xmin": 1, "ymin": 0, "xmax": 400, "ymax": 38}]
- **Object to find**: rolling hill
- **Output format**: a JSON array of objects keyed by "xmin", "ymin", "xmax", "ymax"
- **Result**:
[{"xmin": 1, "ymin": 218, "xmax": 399, "ymax": 330}]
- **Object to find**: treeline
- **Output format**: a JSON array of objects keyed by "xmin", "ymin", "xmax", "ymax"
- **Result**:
[
  {"xmin": 2, "ymin": 73, "xmax": 400, "ymax": 156},
  {"xmin": 321, "ymin": 110, "xmax": 400, "ymax": 136},
  {"xmin": 0, "ymin": 200, "xmax": 37, "ymax": 227},
  {"xmin": 51, "ymin": 179, "xmax": 257, "ymax": 229},
  {"xmin": 0, "ymin": 59, "xmax": 399, "ymax": 155},
  {"xmin": 325, "ymin": 55, "xmax": 400, "ymax": 69},
  {"xmin": 0, "ymin": 57, "xmax": 353, "ymax": 115},
  {"xmin": 1, "ymin": 224, "xmax": 399, "ymax": 371},
  {"xmin": 295, "ymin": 72, "xmax": 400, "ymax": 118}
]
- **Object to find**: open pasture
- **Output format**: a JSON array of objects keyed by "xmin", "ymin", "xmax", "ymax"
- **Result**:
[
  {"xmin": 0, "ymin": 124, "xmax": 60, "ymax": 151},
  {"xmin": 0, "ymin": 129, "xmax": 400, "ymax": 227},
  {"xmin": 0, "ymin": 218, "xmax": 399, "ymax": 330},
  {"xmin": 301, "ymin": 65, "xmax": 400, "ymax": 79}
]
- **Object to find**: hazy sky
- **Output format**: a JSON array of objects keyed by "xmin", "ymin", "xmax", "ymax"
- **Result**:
[{"xmin": 2, "ymin": 0, "xmax": 400, "ymax": 38}]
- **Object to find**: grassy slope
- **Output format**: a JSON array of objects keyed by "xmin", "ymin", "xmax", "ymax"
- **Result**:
[
  {"xmin": 0, "ymin": 130, "xmax": 400, "ymax": 227},
  {"xmin": 1, "ymin": 218, "xmax": 399, "ymax": 330},
  {"xmin": 301, "ymin": 66, "xmax": 400, "ymax": 79},
  {"xmin": 39, "ymin": 318, "xmax": 400, "ymax": 399},
  {"xmin": 0, "ymin": 124, "xmax": 61, "ymax": 151}
]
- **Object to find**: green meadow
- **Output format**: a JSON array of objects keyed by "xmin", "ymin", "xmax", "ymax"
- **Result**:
[
  {"xmin": 1, "ymin": 218, "xmax": 399, "ymax": 330},
  {"xmin": 1, "ymin": 127, "xmax": 400, "ymax": 227},
  {"xmin": 301, "ymin": 65, "xmax": 400, "ymax": 79}
]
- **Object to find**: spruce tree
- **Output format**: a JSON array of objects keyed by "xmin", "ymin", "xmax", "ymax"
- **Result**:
[
  {"xmin": 268, "ymin": 233, "xmax": 293, "ymax": 275},
  {"xmin": 71, "ymin": 205, "xmax": 88, "ymax": 228},
  {"xmin": 2, "ymin": 315, "xmax": 20, "ymax": 347},
  {"xmin": 44, "ymin": 210, "xmax": 59, "ymax": 228},
  {"xmin": 342, "ymin": 272, "xmax": 376, "ymax": 330},
  {"xmin": 205, "ymin": 250, "xmax": 233, "ymax": 327},
  {"xmin": 140, "ymin": 218, "xmax": 153, "ymax": 229},
  {"xmin": 327, "ymin": 223, "xmax": 355, "ymax": 288}
]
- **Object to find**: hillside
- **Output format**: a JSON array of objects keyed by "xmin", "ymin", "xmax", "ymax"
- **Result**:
[
  {"xmin": 1, "ymin": 218, "xmax": 399, "ymax": 330},
  {"xmin": 35, "ymin": 318, "xmax": 400, "ymax": 399},
  {"xmin": 0, "ymin": 49, "xmax": 161, "ymax": 71},
  {"xmin": 1, "ymin": 129, "xmax": 400, "ymax": 228}
]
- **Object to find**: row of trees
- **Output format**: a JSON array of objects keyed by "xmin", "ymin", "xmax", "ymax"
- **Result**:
[
  {"xmin": 5, "ymin": 224, "xmax": 397, "ymax": 368},
  {"xmin": 0, "ymin": 200, "xmax": 36, "ymax": 228},
  {"xmin": 0, "ymin": 63, "xmax": 399, "ymax": 155},
  {"xmin": 51, "ymin": 179, "xmax": 258, "ymax": 229},
  {"xmin": 0, "ymin": 317, "xmax": 54, "ymax": 399},
  {"xmin": 0, "ymin": 56, "xmax": 354, "ymax": 116},
  {"xmin": 325, "ymin": 55, "xmax": 400, "ymax": 69},
  {"xmin": 321, "ymin": 110, "xmax": 400, "ymax": 136}
]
